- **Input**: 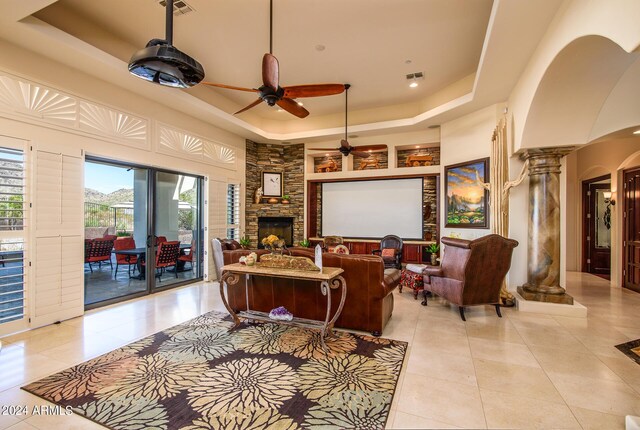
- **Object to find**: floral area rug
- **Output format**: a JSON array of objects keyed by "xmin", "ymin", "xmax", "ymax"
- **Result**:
[
  {"xmin": 23, "ymin": 311, "xmax": 407, "ymax": 430},
  {"xmin": 615, "ymin": 338, "xmax": 640, "ymax": 365}
]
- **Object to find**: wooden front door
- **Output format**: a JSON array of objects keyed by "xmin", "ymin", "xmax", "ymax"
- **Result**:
[
  {"xmin": 582, "ymin": 177, "xmax": 611, "ymax": 276},
  {"xmin": 623, "ymin": 167, "xmax": 640, "ymax": 293}
]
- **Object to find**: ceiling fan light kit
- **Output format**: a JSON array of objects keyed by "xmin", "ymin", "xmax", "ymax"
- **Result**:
[{"xmin": 128, "ymin": 0, "xmax": 204, "ymax": 88}]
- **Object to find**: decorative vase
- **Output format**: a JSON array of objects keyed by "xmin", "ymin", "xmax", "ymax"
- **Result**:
[
  {"xmin": 268, "ymin": 197, "xmax": 278, "ymax": 204},
  {"xmin": 430, "ymin": 253, "xmax": 438, "ymax": 266},
  {"xmin": 281, "ymin": 199, "xmax": 290, "ymax": 204}
]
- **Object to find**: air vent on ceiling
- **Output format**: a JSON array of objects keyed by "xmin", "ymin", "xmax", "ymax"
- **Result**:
[
  {"xmin": 157, "ymin": 0, "xmax": 194, "ymax": 15},
  {"xmin": 406, "ymin": 72, "xmax": 424, "ymax": 80}
]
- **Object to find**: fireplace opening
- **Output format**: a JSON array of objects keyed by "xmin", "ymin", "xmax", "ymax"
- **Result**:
[{"xmin": 257, "ymin": 217, "xmax": 294, "ymax": 248}]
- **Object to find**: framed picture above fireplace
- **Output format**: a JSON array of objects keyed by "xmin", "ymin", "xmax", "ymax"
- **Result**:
[{"xmin": 262, "ymin": 171, "xmax": 283, "ymax": 197}]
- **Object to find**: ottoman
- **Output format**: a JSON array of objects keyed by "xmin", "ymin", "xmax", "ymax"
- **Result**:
[{"xmin": 399, "ymin": 264, "xmax": 426, "ymax": 299}]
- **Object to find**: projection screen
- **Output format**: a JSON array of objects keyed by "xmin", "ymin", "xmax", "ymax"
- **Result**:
[{"xmin": 321, "ymin": 178, "xmax": 423, "ymax": 239}]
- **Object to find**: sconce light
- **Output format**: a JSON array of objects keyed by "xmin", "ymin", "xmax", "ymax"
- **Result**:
[{"xmin": 603, "ymin": 191, "xmax": 615, "ymax": 206}]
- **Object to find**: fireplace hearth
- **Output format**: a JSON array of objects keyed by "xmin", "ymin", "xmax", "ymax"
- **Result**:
[{"xmin": 257, "ymin": 217, "xmax": 294, "ymax": 247}]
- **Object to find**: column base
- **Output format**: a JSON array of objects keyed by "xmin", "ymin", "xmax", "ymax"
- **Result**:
[{"xmin": 517, "ymin": 286, "xmax": 574, "ymax": 305}]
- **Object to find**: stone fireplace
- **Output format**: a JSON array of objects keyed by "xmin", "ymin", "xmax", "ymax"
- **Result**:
[
  {"xmin": 244, "ymin": 141, "xmax": 304, "ymax": 248},
  {"xmin": 257, "ymin": 217, "xmax": 294, "ymax": 247}
]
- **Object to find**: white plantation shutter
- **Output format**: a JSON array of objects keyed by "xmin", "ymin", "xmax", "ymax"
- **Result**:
[
  {"xmin": 31, "ymin": 147, "xmax": 83, "ymax": 327},
  {"xmin": 207, "ymin": 179, "xmax": 229, "ymax": 281},
  {"xmin": 208, "ymin": 179, "xmax": 228, "ymax": 239},
  {"xmin": 226, "ymin": 183, "xmax": 241, "ymax": 240}
]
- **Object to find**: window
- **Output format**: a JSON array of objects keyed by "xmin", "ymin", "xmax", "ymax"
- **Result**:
[
  {"xmin": 226, "ymin": 183, "xmax": 240, "ymax": 240},
  {"xmin": 0, "ymin": 147, "xmax": 26, "ymax": 326}
]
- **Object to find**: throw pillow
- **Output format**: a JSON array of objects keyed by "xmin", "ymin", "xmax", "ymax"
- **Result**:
[{"xmin": 381, "ymin": 248, "xmax": 396, "ymax": 258}]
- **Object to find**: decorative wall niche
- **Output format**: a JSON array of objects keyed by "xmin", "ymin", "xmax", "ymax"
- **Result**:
[
  {"xmin": 353, "ymin": 151, "xmax": 388, "ymax": 170},
  {"xmin": 313, "ymin": 154, "xmax": 342, "ymax": 173},
  {"xmin": 397, "ymin": 147, "xmax": 440, "ymax": 168}
]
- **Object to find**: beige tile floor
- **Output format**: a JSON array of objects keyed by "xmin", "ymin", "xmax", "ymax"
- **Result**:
[{"xmin": 1, "ymin": 272, "xmax": 639, "ymax": 429}]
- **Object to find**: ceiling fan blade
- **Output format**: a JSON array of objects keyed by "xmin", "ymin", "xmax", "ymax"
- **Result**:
[
  {"xmin": 351, "ymin": 151, "xmax": 371, "ymax": 157},
  {"xmin": 200, "ymin": 82, "xmax": 259, "ymax": 92},
  {"xmin": 234, "ymin": 98, "xmax": 263, "ymax": 115},
  {"xmin": 262, "ymin": 53, "xmax": 279, "ymax": 90},
  {"xmin": 277, "ymin": 98, "xmax": 309, "ymax": 118},
  {"xmin": 340, "ymin": 139, "xmax": 351, "ymax": 149},
  {"xmin": 352, "ymin": 144, "xmax": 388, "ymax": 152},
  {"xmin": 307, "ymin": 148, "xmax": 340, "ymax": 151},
  {"xmin": 283, "ymin": 84, "xmax": 346, "ymax": 98}
]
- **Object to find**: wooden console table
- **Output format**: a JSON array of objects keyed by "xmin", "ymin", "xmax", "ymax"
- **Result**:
[{"xmin": 219, "ymin": 263, "xmax": 346, "ymax": 352}]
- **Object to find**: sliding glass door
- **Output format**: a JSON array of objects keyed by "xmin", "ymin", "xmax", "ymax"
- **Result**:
[
  {"xmin": 84, "ymin": 158, "xmax": 204, "ymax": 308},
  {"xmin": 151, "ymin": 171, "xmax": 203, "ymax": 291}
]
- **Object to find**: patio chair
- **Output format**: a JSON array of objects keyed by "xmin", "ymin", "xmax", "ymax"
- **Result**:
[
  {"xmin": 178, "ymin": 241, "xmax": 195, "ymax": 271},
  {"xmin": 143, "ymin": 240, "xmax": 180, "ymax": 280},
  {"xmin": 113, "ymin": 237, "xmax": 137, "ymax": 277},
  {"xmin": 85, "ymin": 238, "xmax": 115, "ymax": 272}
]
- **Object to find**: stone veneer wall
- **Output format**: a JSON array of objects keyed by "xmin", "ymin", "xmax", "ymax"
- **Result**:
[
  {"xmin": 397, "ymin": 147, "xmax": 441, "ymax": 167},
  {"xmin": 352, "ymin": 151, "xmax": 388, "ymax": 170},
  {"xmin": 245, "ymin": 141, "xmax": 304, "ymax": 248},
  {"xmin": 423, "ymin": 176, "xmax": 438, "ymax": 239}
]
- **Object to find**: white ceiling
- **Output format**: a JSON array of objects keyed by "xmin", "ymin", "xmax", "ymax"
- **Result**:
[{"xmin": 0, "ymin": 0, "xmax": 564, "ymax": 143}]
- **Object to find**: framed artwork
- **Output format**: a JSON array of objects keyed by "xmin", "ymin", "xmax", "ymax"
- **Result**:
[
  {"xmin": 444, "ymin": 158, "xmax": 489, "ymax": 228},
  {"xmin": 262, "ymin": 171, "xmax": 283, "ymax": 197}
]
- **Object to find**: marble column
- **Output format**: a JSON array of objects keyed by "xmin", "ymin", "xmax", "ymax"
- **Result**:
[{"xmin": 517, "ymin": 146, "xmax": 575, "ymax": 305}]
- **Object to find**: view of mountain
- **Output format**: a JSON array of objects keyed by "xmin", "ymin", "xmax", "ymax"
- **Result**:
[{"xmin": 85, "ymin": 188, "xmax": 133, "ymax": 206}]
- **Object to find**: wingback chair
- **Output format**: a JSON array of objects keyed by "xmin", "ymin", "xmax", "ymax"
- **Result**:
[
  {"xmin": 422, "ymin": 234, "xmax": 518, "ymax": 321},
  {"xmin": 372, "ymin": 235, "xmax": 403, "ymax": 269}
]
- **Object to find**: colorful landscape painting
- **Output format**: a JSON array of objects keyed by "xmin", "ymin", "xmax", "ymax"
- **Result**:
[{"xmin": 445, "ymin": 158, "xmax": 489, "ymax": 228}]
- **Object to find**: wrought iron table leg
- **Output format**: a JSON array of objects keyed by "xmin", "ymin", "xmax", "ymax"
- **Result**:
[{"xmin": 219, "ymin": 271, "xmax": 241, "ymax": 327}]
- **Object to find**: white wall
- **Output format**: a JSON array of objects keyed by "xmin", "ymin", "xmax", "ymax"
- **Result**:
[
  {"xmin": 439, "ymin": 104, "xmax": 499, "ymax": 240},
  {"xmin": 508, "ymin": 0, "xmax": 640, "ymax": 152}
]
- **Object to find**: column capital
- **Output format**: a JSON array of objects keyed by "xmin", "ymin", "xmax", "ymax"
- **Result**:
[{"xmin": 519, "ymin": 146, "xmax": 576, "ymax": 176}]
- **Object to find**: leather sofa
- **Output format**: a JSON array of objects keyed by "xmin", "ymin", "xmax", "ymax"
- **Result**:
[{"xmin": 221, "ymin": 248, "xmax": 401, "ymax": 335}]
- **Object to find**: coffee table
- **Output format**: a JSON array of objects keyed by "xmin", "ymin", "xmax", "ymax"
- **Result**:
[{"xmin": 219, "ymin": 263, "xmax": 346, "ymax": 353}]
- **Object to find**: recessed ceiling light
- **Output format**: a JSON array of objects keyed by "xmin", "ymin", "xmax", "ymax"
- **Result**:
[
  {"xmin": 297, "ymin": 101, "xmax": 304, "ymax": 106},
  {"xmin": 409, "ymin": 82, "xmax": 418, "ymax": 88},
  {"xmin": 325, "ymin": 153, "xmax": 329, "ymax": 156},
  {"xmin": 277, "ymin": 108, "xmax": 284, "ymax": 112},
  {"xmin": 415, "ymin": 145, "xmax": 420, "ymax": 149},
  {"xmin": 634, "ymin": 129, "xmax": 640, "ymax": 135},
  {"xmin": 368, "ymin": 150, "xmax": 372, "ymax": 153}
]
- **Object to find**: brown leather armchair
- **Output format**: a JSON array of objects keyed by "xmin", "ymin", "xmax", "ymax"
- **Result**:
[
  {"xmin": 422, "ymin": 234, "xmax": 518, "ymax": 321},
  {"xmin": 372, "ymin": 235, "xmax": 403, "ymax": 269}
]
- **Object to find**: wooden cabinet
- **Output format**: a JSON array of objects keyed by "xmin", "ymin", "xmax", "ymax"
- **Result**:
[
  {"xmin": 346, "ymin": 241, "xmax": 368, "ymax": 255},
  {"xmin": 310, "ymin": 238, "xmax": 429, "ymax": 263},
  {"xmin": 366, "ymin": 242, "xmax": 379, "ymax": 254},
  {"xmin": 402, "ymin": 244, "xmax": 423, "ymax": 264}
]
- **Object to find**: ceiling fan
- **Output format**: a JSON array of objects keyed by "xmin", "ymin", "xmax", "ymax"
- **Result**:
[
  {"xmin": 200, "ymin": 0, "xmax": 346, "ymax": 118},
  {"xmin": 308, "ymin": 84, "xmax": 388, "ymax": 156}
]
